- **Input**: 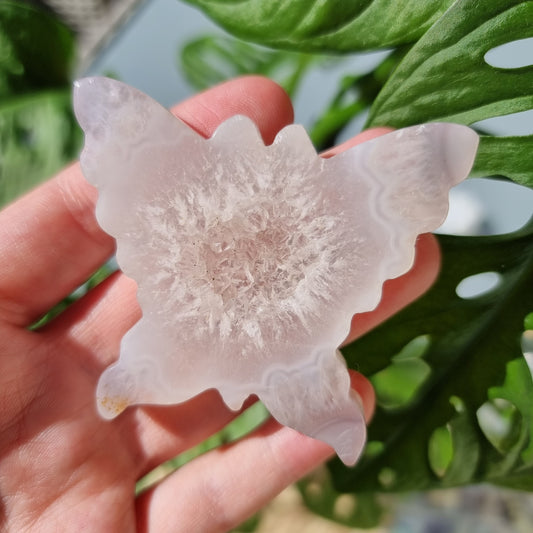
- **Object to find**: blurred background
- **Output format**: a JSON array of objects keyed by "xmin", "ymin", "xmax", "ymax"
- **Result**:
[{"xmin": 3, "ymin": 0, "xmax": 533, "ymax": 531}]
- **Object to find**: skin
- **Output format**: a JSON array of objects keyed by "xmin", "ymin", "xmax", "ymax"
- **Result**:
[{"xmin": 0, "ymin": 76, "xmax": 439, "ymax": 532}]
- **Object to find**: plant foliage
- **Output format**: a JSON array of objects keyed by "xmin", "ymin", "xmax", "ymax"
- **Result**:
[
  {"xmin": 182, "ymin": 0, "xmax": 456, "ymax": 52},
  {"xmin": 181, "ymin": 35, "xmax": 319, "ymax": 97},
  {"xmin": 182, "ymin": 0, "xmax": 533, "ymax": 526},
  {"xmin": 0, "ymin": 1, "xmax": 81, "ymax": 207}
]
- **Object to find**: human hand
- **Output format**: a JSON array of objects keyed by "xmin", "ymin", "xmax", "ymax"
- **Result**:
[{"xmin": 0, "ymin": 76, "xmax": 438, "ymax": 532}]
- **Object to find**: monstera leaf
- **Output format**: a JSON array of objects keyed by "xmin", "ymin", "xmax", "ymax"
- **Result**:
[
  {"xmin": 0, "ymin": 1, "xmax": 81, "ymax": 207},
  {"xmin": 181, "ymin": 0, "xmax": 455, "ymax": 52},
  {"xmin": 365, "ymin": 0, "xmax": 533, "ymax": 185},
  {"xmin": 291, "ymin": 221, "xmax": 533, "ymax": 528},
  {"xmin": 313, "ymin": 0, "xmax": 533, "ymax": 516},
  {"xmin": 334, "ymin": 221, "xmax": 533, "ymax": 496}
]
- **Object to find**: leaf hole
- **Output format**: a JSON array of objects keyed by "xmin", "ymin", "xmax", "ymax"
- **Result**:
[
  {"xmin": 437, "ymin": 186, "xmax": 487, "ymax": 235},
  {"xmin": 371, "ymin": 336, "xmax": 431, "ymax": 410},
  {"xmin": 363, "ymin": 440, "xmax": 385, "ymax": 459},
  {"xmin": 456, "ymin": 272, "xmax": 502, "ymax": 300},
  {"xmin": 473, "ymin": 109, "xmax": 533, "ymax": 136},
  {"xmin": 304, "ymin": 480, "xmax": 323, "ymax": 501},
  {"xmin": 524, "ymin": 312, "xmax": 533, "ymax": 331},
  {"xmin": 476, "ymin": 398, "xmax": 522, "ymax": 454},
  {"xmin": 428, "ymin": 424, "xmax": 454, "ymax": 478},
  {"xmin": 438, "ymin": 178, "xmax": 533, "ymax": 236},
  {"xmin": 391, "ymin": 334, "xmax": 431, "ymax": 361},
  {"xmin": 333, "ymin": 494, "xmax": 357, "ymax": 520},
  {"xmin": 378, "ymin": 467, "xmax": 396, "ymax": 489},
  {"xmin": 449, "ymin": 395, "xmax": 465, "ymax": 414},
  {"xmin": 484, "ymin": 37, "xmax": 533, "ymax": 69},
  {"xmin": 520, "ymin": 328, "xmax": 533, "ymax": 378}
]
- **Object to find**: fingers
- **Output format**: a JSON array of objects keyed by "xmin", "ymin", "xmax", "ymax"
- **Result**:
[
  {"xmin": 0, "ymin": 76, "xmax": 294, "ymax": 328},
  {"xmin": 320, "ymin": 126, "xmax": 394, "ymax": 158},
  {"xmin": 177, "ymin": 75, "xmax": 294, "ymax": 144},
  {"xmin": 136, "ymin": 421, "xmax": 331, "ymax": 533},
  {"xmin": 49, "ymin": 272, "xmax": 140, "ymax": 370},
  {"xmin": 351, "ymin": 370, "xmax": 375, "ymax": 423},
  {"xmin": 0, "ymin": 166, "xmax": 115, "ymax": 327},
  {"xmin": 128, "ymin": 369, "xmax": 373, "ymax": 480},
  {"xmin": 127, "ymin": 392, "xmax": 258, "ymax": 478},
  {"xmin": 136, "ymin": 371, "xmax": 372, "ymax": 533}
]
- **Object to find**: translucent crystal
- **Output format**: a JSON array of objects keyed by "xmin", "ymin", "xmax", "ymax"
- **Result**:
[{"xmin": 73, "ymin": 77, "xmax": 479, "ymax": 465}]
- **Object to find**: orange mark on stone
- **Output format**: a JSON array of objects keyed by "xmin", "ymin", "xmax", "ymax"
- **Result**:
[{"xmin": 99, "ymin": 395, "xmax": 129, "ymax": 416}]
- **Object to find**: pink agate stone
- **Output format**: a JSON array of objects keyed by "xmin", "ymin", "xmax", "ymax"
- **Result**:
[{"xmin": 73, "ymin": 77, "xmax": 478, "ymax": 465}]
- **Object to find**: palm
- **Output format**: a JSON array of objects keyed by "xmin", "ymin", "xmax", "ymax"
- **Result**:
[
  {"xmin": 2, "ymin": 278, "xmax": 265, "ymax": 531},
  {"xmin": 0, "ymin": 77, "xmax": 433, "ymax": 532},
  {"xmin": 2, "ymin": 320, "xmax": 138, "ymax": 530}
]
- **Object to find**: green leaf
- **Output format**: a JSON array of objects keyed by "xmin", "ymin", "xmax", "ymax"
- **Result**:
[
  {"xmin": 181, "ymin": 0, "xmax": 455, "ymax": 53},
  {"xmin": 371, "ymin": 357, "xmax": 431, "ymax": 410},
  {"xmin": 367, "ymin": 0, "xmax": 533, "ymax": 127},
  {"xmin": 332, "ymin": 220, "xmax": 533, "ymax": 493},
  {"xmin": 0, "ymin": 90, "xmax": 81, "ymax": 206},
  {"xmin": 0, "ymin": 1, "xmax": 75, "ymax": 96},
  {"xmin": 31, "ymin": 262, "xmax": 115, "ymax": 330},
  {"xmin": 473, "ymin": 135, "xmax": 533, "ymax": 187},
  {"xmin": 336, "ymin": 0, "xmax": 533, "ymax": 497},
  {"xmin": 0, "ymin": 1, "xmax": 79, "ymax": 206},
  {"xmin": 180, "ymin": 35, "xmax": 316, "ymax": 96},
  {"xmin": 365, "ymin": 0, "xmax": 533, "ymax": 185},
  {"xmin": 524, "ymin": 313, "xmax": 533, "ymax": 330},
  {"xmin": 428, "ymin": 425, "xmax": 453, "ymax": 478}
]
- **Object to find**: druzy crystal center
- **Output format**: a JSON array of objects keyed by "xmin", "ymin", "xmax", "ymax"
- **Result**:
[
  {"xmin": 200, "ymin": 213, "xmax": 308, "ymax": 302},
  {"xmin": 150, "ymin": 179, "xmax": 340, "ymax": 348}
]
